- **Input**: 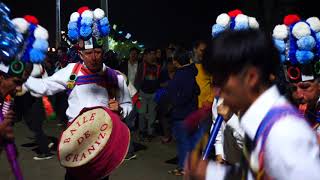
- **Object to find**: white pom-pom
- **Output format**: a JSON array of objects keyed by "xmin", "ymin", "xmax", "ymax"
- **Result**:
[
  {"xmin": 12, "ymin": 18, "xmax": 30, "ymax": 33},
  {"xmin": 292, "ymin": 22, "xmax": 311, "ymax": 39},
  {"xmin": 307, "ymin": 17, "xmax": 320, "ymax": 32},
  {"xmin": 81, "ymin": 10, "xmax": 93, "ymax": 19},
  {"xmin": 70, "ymin": 12, "xmax": 80, "ymax": 22},
  {"xmin": 235, "ymin": 14, "xmax": 249, "ymax": 24},
  {"xmin": 93, "ymin": 8, "xmax": 105, "ymax": 20},
  {"xmin": 273, "ymin": 25, "xmax": 288, "ymax": 40},
  {"xmin": 216, "ymin": 13, "xmax": 230, "ymax": 27},
  {"xmin": 34, "ymin": 25, "xmax": 49, "ymax": 40},
  {"xmin": 31, "ymin": 64, "xmax": 43, "ymax": 77},
  {"xmin": 248, "ymin": 17, "xmax": 259, "ymax": 29}
]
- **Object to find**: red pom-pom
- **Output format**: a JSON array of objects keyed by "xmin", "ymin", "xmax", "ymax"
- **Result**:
[
  {"xmin": 24, "ymin": 15, "xmax": 38, "ymax": 25},
  {"xmin": 78, "ymin": 6, "xmax": 90, "ymax": 14},
  {"xmin": 284, "ymin": 14, "xmax": 301, "ymax": 26},
  {"xmin": 228, "ymin": 9, "xmax": 243, "ymax": 18}
]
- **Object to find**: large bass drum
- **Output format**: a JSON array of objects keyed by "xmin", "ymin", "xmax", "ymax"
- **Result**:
[{"xmin": 58, "ymin": 106, "xmax": 130, "ymax": 180}]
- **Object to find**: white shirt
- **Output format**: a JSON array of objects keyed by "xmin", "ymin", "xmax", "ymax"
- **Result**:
[
  {"xmin": 211, "ymin": 98, "xmax": 244, "ymax": 161},
  {"xmin": 31, "ymin": 64, "xmax": 48, "ymax": 78},
  {"xmin": 28, "ymin": 64, "xmax": 48, "ymax": 98},
  {"xmin": 206, "ymin": 85, "xmax": 320, "ymax": 180},
  {"xmin": 127, "ymin": 61, "xmax": 138, "ymax": 85},
  {"xmin": 24, "ymin": 63, "xmax": 132, "ymax": 122}
]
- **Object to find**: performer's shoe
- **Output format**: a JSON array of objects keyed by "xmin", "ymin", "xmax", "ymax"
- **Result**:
[
  {"xmin": 57, "ymin": 123, "xmax": 64, "ymax": 127},
  {"xmin": 48, "ymin": 142, "xmax": 55, "ymax": 149},
  {"xmin": 125, "ymin": 153, "xmax": 137, "ymax": 160},
  {"xmin": 168, "ymin": 168, "xmax": 185, "ymax": 176},
  {"xmin": 160, "ymin": 136, "xmax": 172, "ymax": 144},
  {"xmin": 33, "ymin": 152, "xmax": 54, "ymax": 160}
]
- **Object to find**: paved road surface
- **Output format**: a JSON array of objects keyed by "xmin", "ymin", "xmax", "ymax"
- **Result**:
[{"xmin": 0, "ymin": 120, "xmax": 182, "ymax": 180}]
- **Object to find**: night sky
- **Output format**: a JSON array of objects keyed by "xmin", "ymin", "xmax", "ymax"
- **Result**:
[{"xmin": 2, "ymin": 0, "xmax": 318, "ymax": 49}]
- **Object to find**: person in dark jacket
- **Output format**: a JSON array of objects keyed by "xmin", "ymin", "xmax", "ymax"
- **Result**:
[
  {"xmin": 135, "ymin": 48, "xmax": 161, "ymax": 140},
  {"xmin": 166, "ymin": 48, "xmax": 199, "ymax": 176},
  {"xmin": 119, "ymin": 47, "xmax": 141, "ymax": 88}
]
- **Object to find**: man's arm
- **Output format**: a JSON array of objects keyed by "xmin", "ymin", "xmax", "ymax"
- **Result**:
[
  {"xmin": 212, "ymin": 101, "xmax": 225, "ymax": 162},
  {"xmin": 24, "ymin": 63, "xmax": 74, "ymax": 96},
  {"xmin": 116, "ymin": 74, "xmax": 133, "ymax": 118}
]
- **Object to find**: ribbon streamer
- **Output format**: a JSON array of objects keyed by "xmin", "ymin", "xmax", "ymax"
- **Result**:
[{"xmin": 0, "ymin": 95, "xmax": 23, "ymax": 180}]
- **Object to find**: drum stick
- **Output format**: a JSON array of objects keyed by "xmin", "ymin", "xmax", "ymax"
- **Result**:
[{"xmin": 202, "ymin": 96, "xmax": 224, "ymax": 160}]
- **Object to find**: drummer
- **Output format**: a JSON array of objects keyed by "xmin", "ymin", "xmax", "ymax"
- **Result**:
[
  {"xmin": 22, "ymin": 6, "xmax": 132, "ymax": 180},
  {"xmin": 23, "ymin": 6, "xmax": 132, "ymax": 122}
]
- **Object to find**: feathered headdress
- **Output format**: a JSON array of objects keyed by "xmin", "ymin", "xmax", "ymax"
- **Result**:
[
  {"xmin": 0, "ymin": 2, "xmax": 23, "ymax": 72},
  {"xmin": 11, "ymin": 15, "xmax": 49, "ymax": 64},
  {"xmin": 211, "ymin": 9, "xmax": 259, "ymax": 38},
  {"xmin": 67, "ymin": 6, "xmax": 110, "ymax": 49},
  {"xmin": 273, "ymin": 14, "xmax": 320, "ymax": 82},
  {"xmin": 0, "ymin": 3, "xmax": 48, "ymax": 77}
]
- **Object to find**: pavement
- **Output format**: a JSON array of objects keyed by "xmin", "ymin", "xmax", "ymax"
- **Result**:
[{"xmin": 0, "ymin": 119, "xmax": 182, "ymax": 180}]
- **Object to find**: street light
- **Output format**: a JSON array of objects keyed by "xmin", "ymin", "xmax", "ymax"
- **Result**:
[
  {"xmin": 101, "ymin": 0, "xmax": 109, "ymax": 50},
  {"xmin": 55, "ymin": 0, "xmax": 61, "ymax": 49}
]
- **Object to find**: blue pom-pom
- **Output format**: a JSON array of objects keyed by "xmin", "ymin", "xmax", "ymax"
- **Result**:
[
  {"xmin": 68, "ymin": 29, "xmax": 79, "ymax": 41},
  {"xmin": 100, "ymin": 17, "xmax": 109, "ymax": 26},
  {"xmin": 274, "ymin": 39, "xmax": 286, "ymax": 53},
  {"xmin": 288, "ymin": 25, "xmax": 298, "ymax": 64},
  {"xmin": 29, "ymin": 49, "xmax": 45, "ymax": 63},
  {"xmin": 100, "ymin": 25, "xmax": 110, "ymax": 36},
  {"xmin": 68, "ymin": 22, "xmax": 78, "ymax": 30},
  {"xmin": 230, "ymin": 18, "xmax": 235, "ymax": 29},
  {"xmin": 80, "ymin": 25, "xmax": 92, "ymax": 38},
  {"xmin": 297, "ymin": 35, "xmax": 316, "ymax": 50},
  {"xmin": 316, "ymin": 32, "xmax": 320, "ymax": 42},
  {"xmin": 0, "ymin": 13, "xmax": 23, "ymax": 62},
  {"xmin": 212, "ymin": 24, "xmax": 225, "ymax": 37},
  {"xmin": 21, "ymin": 47, "xmax": 31, "ymax": 62},
  {"xmin": 32, "ymin": 39, "xmax": 49, "ymax": 52},
  {"xmin": 313, "ymin": 32, "xmax": 320, "ymax": 57},
  {"xmin": 81, "ymin": 17, "xmax": 93, "ymax": 26},
  {"xmin": 280, "ymin": 54, "xmax": 286, "ymax": 63},
  {"xmin": 296, "ymin": 50, "xmax": 314, "ymax": 64},
  {"xmin": 234, "ymin": 22, "xmax": 249, "ymax": 30}
]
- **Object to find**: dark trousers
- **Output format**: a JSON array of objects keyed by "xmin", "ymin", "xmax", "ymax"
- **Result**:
[
  {"xmin": 156, "ymin": 94, "xmax": 172, "ymax": 138},
  {"xmin": 54, "ymin": 91, "xmax": 68, "ymax": 124},
  {"xmin": 171, "ymin": 120, "xmax": 190, "ymax": 169},
  {"xmin": 124, "ymin": 108, "xmax": 138, "ymax": 154},
  {"xmin": 15, "ymin": 93, "xmax": 50, "ymax": 154}
]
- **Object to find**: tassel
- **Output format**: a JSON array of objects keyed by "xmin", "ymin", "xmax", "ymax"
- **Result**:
[
  {"xmin": 1, "ymin": 95, "xmax": 24, "ymax": 180},
  {"xmin": 132, "ymin": 93, "xmax": 142, "ymax": 112},
  {"xmin": 42, "ymin": 96, "xmax": 56, "ymax": 121}
]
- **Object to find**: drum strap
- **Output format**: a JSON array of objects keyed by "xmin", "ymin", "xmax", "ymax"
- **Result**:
[
  {"xmin": 66, "ymin": 64, "xmax": 119, "ymax": 99},
  {"xmin": 243, "ymin": 105, "xmax": 301, "ymax": 180}
]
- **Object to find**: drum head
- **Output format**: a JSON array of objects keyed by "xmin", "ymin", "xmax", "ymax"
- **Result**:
[{"xmin": 59, "ymin": 107, "xmax": 113, "ymax": 167}]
